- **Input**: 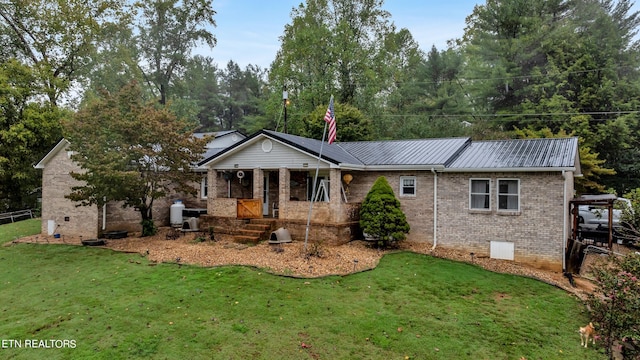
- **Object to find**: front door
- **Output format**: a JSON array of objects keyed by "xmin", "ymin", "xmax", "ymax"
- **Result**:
[{"xmin": 263, "ymin": 173, "xmax": 269, "ymax": 216}]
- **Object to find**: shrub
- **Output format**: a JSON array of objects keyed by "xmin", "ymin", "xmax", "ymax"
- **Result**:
[
  {"xmin": 140, "ymin": 219, "xmax": 157, "ymax": 237},
  {"xmin": 359, "ymin": 176, "xmax": 410, "ymax": 248},
  {"xmin": 619, "ymin": 188, "xmax": 640, "ymax": 246},
  {"xmin": 586, "ymin": 253, "xmax": 640, "ymax": 358}
]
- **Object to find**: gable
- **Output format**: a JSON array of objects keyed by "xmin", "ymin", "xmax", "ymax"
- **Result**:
[
  {"xmin": 196, "ymin": 131, "xmax": 245, "ymax": 149},
  {"xmin": 208, "ymin": 136, "xmax": 336, "ymax": 169},
  {"xmin": 34, "ymin": 139, "xmax": 70, "ymax": 169}
]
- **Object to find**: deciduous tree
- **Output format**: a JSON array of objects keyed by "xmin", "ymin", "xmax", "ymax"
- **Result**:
[
  {"xmin": 300, "ymin": 100, "xmax": 372, "ymax": 142},
  {"xmin": 0, "ymin": 60, "xmax": 63, "ymax": 210},
  {"xmin": 269, "ymin": 0, "xmax": 412, "ymax": 137},
  {"xmin": 135, "ymin": 0, "xmax": 216, "ymax": 105},
  {"xmin": 0, "ymin": 0, "xmax": 126, "ymax": 106},
  {"xmin": 63, "ymin": 81, "xmax": 210, "ymax": 236}
]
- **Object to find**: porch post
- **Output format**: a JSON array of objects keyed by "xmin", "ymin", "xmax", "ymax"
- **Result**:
[
  {"xmin": 329, "ymin": 168, "xmax": 341, "ymax": 222},
  {"xmin": 279, "ymin": 167, "xmax": 289, "ymax": 218},
  {"xmin": 207, "ymin": 169, "xmax": 218, "ymax": 212},
  {"xmin": 253, "ymin": 168, "xmax": 263, "ymax": 201}
]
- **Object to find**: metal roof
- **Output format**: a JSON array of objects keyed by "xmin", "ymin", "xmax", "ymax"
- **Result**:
[
  {"xmin": 447, "ymin": 137, "xmax": 578, "ymax": 170},
  {"xmin": 198, "ymin": 130, "xmax": 579, "ymax": 172},
  {"xmin": 339, "ymin": 138, "xmax": 471, "ymax": 166},
  {"xmin": 193, "ymin": 130, "xmax": 239, "ymax": 139},
  {"xmin": 262, "ymin": 130, "xmax": 364, "ymax": 166},
  {"xmin": 200, "ymin": 147, "xmax": 227, "ymax": 161}
]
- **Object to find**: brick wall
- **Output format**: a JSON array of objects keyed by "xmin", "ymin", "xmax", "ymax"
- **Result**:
[
  {"xmin": 40, "ymin": 147, "xmax": 100, "ymax": 238},
  {"xmin": 343, "ymin": 171, "xmax": 435, "ymax": 242},
  {"xmin": 40, "ymin": 145, "xmax": 208, "ymax": 237},
  {"xmin": 437, "ymin": 172, "xmax": 568, "ymax": 270}
]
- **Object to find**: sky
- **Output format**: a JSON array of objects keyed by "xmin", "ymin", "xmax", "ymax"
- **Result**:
[{"xmin": 197, "ymin": 0, "xmax": 481, "ymax": 70}]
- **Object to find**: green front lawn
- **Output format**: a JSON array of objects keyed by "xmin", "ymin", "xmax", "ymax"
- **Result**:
[
  {"xmin": 0, "ymin": 221, "xmax": 605, "ymax": 359},
  {"xmin": 0, "ymin": 218, "xmax": 40, "ymax": 245}
]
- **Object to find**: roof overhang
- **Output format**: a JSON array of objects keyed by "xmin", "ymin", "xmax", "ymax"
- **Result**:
[
  {"xmin": 341, "ymin": 164, "xmax": 447, "ymax": 171},
  {"xmin": 34, "ymin": 138, "xmax": 70, "ymax": 169},
  {"xmin": 442, "ymin": 166, "xmax": 577, "ymax": 173},
  {"xmin": 199, "ymin": 131, "xmax": 340, "ymax": 168}
]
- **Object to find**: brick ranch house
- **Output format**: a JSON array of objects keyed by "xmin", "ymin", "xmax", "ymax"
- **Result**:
[
  {"xmin": 200, "ymin": 130, "xmax": 581, "ymax": 271},
  {"xmin": 36, "ymin": 129, "xmax": 580, "ymax": 271},
  {"xmin": 34, "ymin": 130, "xmax": 245, "ymax": 238}
]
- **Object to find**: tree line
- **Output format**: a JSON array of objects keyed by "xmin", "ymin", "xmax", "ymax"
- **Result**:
[{"xmin": 1, "ymin": 0, "xmax": 640, "ymax": 211}]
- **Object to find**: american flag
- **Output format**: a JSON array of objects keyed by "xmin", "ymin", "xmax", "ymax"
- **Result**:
[{"xmin": 324, "ymin": 95, "xmax": 336, "ymax": 144}]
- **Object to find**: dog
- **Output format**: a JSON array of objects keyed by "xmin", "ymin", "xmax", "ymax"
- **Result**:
[{"xmin": 579, "ymin": 322, "xmax": 596, "ymax": 348}]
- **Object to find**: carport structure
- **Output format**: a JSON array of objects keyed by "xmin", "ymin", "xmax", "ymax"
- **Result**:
[{"xmin": 566, "ymin": 194, "xmax": 616, "ymax": 273}]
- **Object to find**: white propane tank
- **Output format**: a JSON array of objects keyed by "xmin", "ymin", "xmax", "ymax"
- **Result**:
[{"xmin": 170, "ymin": 200, "xmax": 185, "ymax": 227}]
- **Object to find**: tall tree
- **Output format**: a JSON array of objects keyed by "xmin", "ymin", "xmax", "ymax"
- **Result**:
[
  {"xmin": 385, "ymin": 45, "xmax": 472, "ymax": 139},
  {"xmin": 0, "ymin": 60, "xmax": 63, "ymax": 210},
  {"xmin": 135, "ymin": 0, "xmax": 216, "ymax": 105},
  {"xmin": 301, "ymin": 101, "xmax": 373, "ymax": 142},
  {"xmin": 82, "ymin": 13, "xmax": 143, "ymax": 102},
  {"xmin": 173, "ymin": 55, "xmax": 222, "ymax": 131},
  {"xmin": 0, "ymin": 0, "xmax": 126, "ymax": 106},
  {"xmin": 269, "ymin": 0, "xmax": 411, "ymax": 137},
  {"xmin": 218, "ymin": 61, "xmax": 268, "ymax": 132},
  {"xmin": 462, "ymin": 0, "xmax": 640, "ymax": 193},
  {"xmin": 63, "ymin": 81, "xmax": 210, "ymax": 236}
]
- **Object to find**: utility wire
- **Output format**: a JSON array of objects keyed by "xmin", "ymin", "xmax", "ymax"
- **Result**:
[{"xmin": 379, "ymin": 110, "xmax": 640, "ymax": 118}]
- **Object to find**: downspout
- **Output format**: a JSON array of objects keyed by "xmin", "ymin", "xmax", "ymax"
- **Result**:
[
  {"xmin": 102, "ymin": 196, "xmax": 106, "ymax": 231},
  {"xmin": 431, "ymin": 168, "xmax": 438, "ymax": 250},
  {"xmin": 562, "ymin": 171, "xmax": 567, "ymax": 272}
]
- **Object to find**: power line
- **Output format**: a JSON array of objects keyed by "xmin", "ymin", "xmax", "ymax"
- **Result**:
[
  {"xmin": 385, "ymin": 110, "xmax": 640, "ymax": 117},
  {"xmin": 378, "ymin": 110, "xmax": 640, "ymax": 119}
]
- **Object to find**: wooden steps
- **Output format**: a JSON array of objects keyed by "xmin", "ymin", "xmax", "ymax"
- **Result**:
[{"xmin": 232, "ymin": 219, "xmax": 277, "ymax": 244}]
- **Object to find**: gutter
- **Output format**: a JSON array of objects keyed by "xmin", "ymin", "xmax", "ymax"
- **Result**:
[
  {"xmin": 102, "ymin": 196, "xmax": 107, "ymax": 231},
  {"xmin": 443, "ymin": 166, "xmax": 576, "ymax": 173},
  {"xmin": 431, "ymin": 168, "xmax": 438, "ymax": 250}
]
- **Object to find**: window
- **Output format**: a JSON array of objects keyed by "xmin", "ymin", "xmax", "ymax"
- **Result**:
[
  {"xmin": 200, "ymin": 175, "xmax": 208, "ymax": 199},
  {"xmin": 470, "ymin": 179, "xmax": 490, "ymax": 210},
  {"xmin": 400, "ymin": 176, "xmax": 416, "ymax": 196},
  {"xmin": 497, "ymin": 179, "xmax": 519, "ymax": 211}
]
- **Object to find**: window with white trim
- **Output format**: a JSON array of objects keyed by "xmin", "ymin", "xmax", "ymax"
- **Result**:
[
  {"xmin": 497, "ymin": 179, "xmax": 519, "ymax": 211},
  {"xmin": 400, "ymin": 176, "xmax": 416, "ymax": 196},
  {"xmin": 200, "ymin": 175, "xmax": 208, "ymax": 199},
  {"xmin": 469, "ymin": 179, "xmax": 490, "ymax": 210}
]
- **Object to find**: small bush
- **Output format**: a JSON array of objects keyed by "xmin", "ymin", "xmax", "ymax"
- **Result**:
[
  {"xmin": 587, "ymin": 253, "xmax": 640, "ymax": 358},
  {"xmin": 304, "ymin": 239, "xmax": 325, "ymax": 259},
  {"xmin": 359, "ymin": 176, "xmax": 410, "ymax": 248},
  {"xmin": 141, "ymin": 219, "xmax": 157, "ymax": 237},
  {"xmin": 619, "ymin": 188, "xmax": 640, "ymax": 246}
]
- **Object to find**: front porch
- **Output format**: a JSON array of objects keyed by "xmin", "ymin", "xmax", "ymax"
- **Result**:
[{"xmin": 201, "ymin": 167, "xmax": 361, "ymax": 245}]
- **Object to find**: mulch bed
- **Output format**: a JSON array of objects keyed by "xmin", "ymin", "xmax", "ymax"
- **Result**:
[{"xmin": 10, "ymin": 227, "xmax": 597, "ymax": 299}]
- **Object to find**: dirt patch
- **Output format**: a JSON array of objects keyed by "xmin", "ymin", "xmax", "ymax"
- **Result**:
[
  {"xmin": 12, "ymin": 227, "xmax": 596, "ymax": 298},
  {"xmin": 493, "ymin": 292, "xmax": 512, "ymax": 302}
]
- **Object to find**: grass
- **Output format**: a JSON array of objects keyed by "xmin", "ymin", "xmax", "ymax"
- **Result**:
[
  {"xmin": 0, "ymin": 220, "xmax": 606, "ymax": 359},
  {"xmin": 0, "ymin": 218, "xmax": 40, "ymax": 245}
]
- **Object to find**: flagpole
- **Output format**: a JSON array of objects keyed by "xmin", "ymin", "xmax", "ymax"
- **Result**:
[{"xmin": 303, "ymin": 120, "xmax": 328, "ymax": 252}]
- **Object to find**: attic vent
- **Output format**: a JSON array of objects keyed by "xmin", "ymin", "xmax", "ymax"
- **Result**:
[{"xmin": 262, "ymin": 139, "xmax": 273, "ymax": 153}]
